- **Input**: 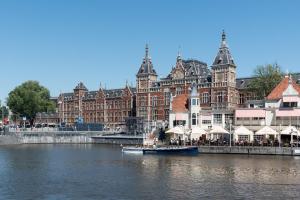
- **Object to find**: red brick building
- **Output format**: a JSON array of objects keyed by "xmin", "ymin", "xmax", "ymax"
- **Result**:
[
  {"xmin": 136, "ymin": 31, "xmax": 247, "ymax": 130},
  {"xmin": 57, "ymin": 31, "xmax": 266, "ymax": 131},
  {"xmin": 58, "ymin": 82, "xmax": 135, "ymax": 129}
]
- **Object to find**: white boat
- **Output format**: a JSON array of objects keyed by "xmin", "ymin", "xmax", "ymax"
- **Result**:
[
  {"xmin": 122, "ymin": 146, "xmax": 143, "ymax": 154},
  {"xmin": 122, "ymin": 145, "xmax": 199, "ymax": 155}
]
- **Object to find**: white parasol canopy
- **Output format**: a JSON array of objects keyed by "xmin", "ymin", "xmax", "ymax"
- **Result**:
[
  {"xmin": 256, "ymin": 126, "xmax": 278, "ymax": 136},
  {"xmin": 191, "ymin": 127, "xmax": 207, "ymax": 140},
  {"xmin": 210, "ymin": 125, "xmax": 229, "ymax": 134},
  {"xmin": 234, "ymin": 126, "xmax": 253, "ymax": 135},
  {"xmin": 234, "ymin": 126, "xmax": 254, "ymax": 142},
  {"xmin": 166, "ymin": 126, "xmax": 184, "ymax": 135},
  {"xmin": 281, "ymin": 126, "xmax": 300, "ymax": 136}
]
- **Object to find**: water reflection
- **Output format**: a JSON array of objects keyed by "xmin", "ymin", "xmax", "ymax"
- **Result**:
[{"xmin": 0, "ymin": 144, "xmax": 299, "ymax": 199}]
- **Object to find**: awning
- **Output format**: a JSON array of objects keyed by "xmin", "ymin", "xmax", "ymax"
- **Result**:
[
  {"xmin": 234, "ymin": 126, "xmax": 254, "ymax": 136},
  {"xmin": 210, "ymin": 126, "xmax": 229, "ymax": 134},
  {"xmin": 235, "ymin": 109, "xmax": 266, "ymax": 118},
  {"xmin": 256, "ymin": 126, "xmax": 278, "ymax": 135},
  {"xmin": 281, "ymin": 126, "xmax": 300, "ymax": 136},
  {"xmin": 276, "ymin": 109, "xmax": 300, "ymax": 117},
  {"xmin": 166, "ymin": 126, "xmax": 184, "ymax": 135}
]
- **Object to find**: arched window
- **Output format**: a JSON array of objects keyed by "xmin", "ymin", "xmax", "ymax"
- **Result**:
[{"xmin": 192, "ymin": 113, "xmax": 197, "ymax": 125}]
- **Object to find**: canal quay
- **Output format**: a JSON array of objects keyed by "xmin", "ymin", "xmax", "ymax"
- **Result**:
[{"xmin": 1, "ymin": 131, "xmax": 300, "ymax": 156}]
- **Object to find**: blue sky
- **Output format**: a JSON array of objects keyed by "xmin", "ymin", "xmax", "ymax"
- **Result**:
[{"xmin": 0, "ymin": 0, "xmax": 299, "ymax": 103}]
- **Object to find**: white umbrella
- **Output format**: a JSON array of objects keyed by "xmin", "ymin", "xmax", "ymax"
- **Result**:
[
  {"xmin": 234, "ymin": 126, "xmax": 254, "ymax": 142},
  {"xmin": 210, "ymin": 126, "xmax": 229, "ymax": 134},
  {"xmin": 256, "ymin": 126, "xmax": 278, "ymax": 136},
  {"xmin": 191, "ymin": 127, "xmax": 207, "ymax": 140},
  {"xmin": 209, "ymin": 126, "xmax": 229, "ymax": 141},
  {"xmin": 281, "ymin": 126, "xmax": 300, "ymax": 136},
  {"xmin": 166, "ymin": 126, "xmax": 184, "ymax": 135}
]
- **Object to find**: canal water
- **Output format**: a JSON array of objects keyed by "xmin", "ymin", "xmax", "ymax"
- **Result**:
[{"xmin": 0, "ymin": 144, "xmax": 299, "ymax": 200}]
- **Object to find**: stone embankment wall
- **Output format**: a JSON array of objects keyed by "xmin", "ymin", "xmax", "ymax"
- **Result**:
[
  {"xmin": 0, "ymin": 134, "xmax": 21, "ymax": 145},
  {"xmin": 0, "ymin": 132, "xmax": 143, "ymax": 145},
  {"xmin": 92, "ymin": 136, "xmax": 143, "ymax": 145},
  {"xmin": 199, "ymin": 146, "xmax": 298, "ymax": 156}
]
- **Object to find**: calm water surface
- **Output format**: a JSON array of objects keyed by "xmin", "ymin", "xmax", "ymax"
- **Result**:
[{"xmin": 0, "ymin": 144, "xmax": 300, "ymax": 200}]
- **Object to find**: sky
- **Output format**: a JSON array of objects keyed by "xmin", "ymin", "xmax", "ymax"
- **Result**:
[{"xmin": 0, "ymin": 0, "xmax": 300, "ymax": 104}]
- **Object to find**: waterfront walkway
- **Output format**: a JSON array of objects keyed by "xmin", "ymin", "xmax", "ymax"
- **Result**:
[{"xmin": 199, "ymin": 146, "xmax": 300, "ymax": 156}]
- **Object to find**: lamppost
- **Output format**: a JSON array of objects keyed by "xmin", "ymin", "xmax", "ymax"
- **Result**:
[
  {"xmin": 290, "ymin": 128, "xmax": 299, "ymax": 148},
  {"xmin": 229, "ymin": 119, "xmax": 232, "ymax": 148},
  {"xmin": 58, "ymin": 100, "xmax": 64, "ymax": 126}
]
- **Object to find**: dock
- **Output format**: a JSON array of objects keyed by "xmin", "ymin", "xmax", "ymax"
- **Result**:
[{"xmin": 199, "ymin": 146, "xmax": 300, "ymax": 156}]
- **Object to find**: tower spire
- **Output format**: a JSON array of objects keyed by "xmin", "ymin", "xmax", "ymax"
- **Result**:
[
  {"xmin": 177, "ymin": 45, "xmax": 182, "ymax": 61},
  {"xmin": 221, "ymin": 30, "xmax": 227, "ymax": 47},
  {"xmin": 222, "ymin": 30, "xmax": 226, "ymax": 41},
  {"xmin": 145, "ymin": 44, "xmax": 149, "ymax": 59}
]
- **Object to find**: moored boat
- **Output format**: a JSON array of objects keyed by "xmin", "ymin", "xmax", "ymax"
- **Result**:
[{"xmin": 122, "ymin": 145, "xmax": 199, "ymax": 155}]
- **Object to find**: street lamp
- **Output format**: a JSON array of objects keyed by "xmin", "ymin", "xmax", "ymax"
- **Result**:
[
  {"xmin": 290, "ymin": 128, "xmax": 299, "ymax": 148},
  {"xmin": 58, "ymin": 100, "xmax": 64, "ymax": 126},
  {"xmin": 229, "ymin": 119, "xmax": 232, "ymax": 148}
]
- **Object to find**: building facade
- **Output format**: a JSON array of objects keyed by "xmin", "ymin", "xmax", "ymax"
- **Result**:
[
  {"xmin": 136, "ymin": 31, "xmax": 247, "ymax": 131},
  {"xmin": 58, "ymin": 82, "xmax": 136, "ymax": 130},
  {"xmin": 58, "ymin": 31, "xmax": 284, "ymax": 131}
]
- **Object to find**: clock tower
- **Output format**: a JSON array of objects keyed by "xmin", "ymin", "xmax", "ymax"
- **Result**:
[
  {"xmin": 211, "ymin": 31, "xmax": 237, "ymax": 110},
  {"xmin": 136, "ymin": 44, "xmax": 158, "ymax": 120}
]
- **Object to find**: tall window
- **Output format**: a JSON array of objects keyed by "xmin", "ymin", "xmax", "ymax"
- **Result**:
[
  {"xmin": 152, "ymin": 109, "xmax": 158, "ymax": 121},
  {"xmin": 192, "ymin": 99, "xmax": 197, "ymax": 106},
  {"xmin": 164, "ymin": 92, "xmax": 170, "ymax": 105},
  {"xmin": 192, "ymin": 113, "xmax": 197, "ymax": 125},
  {"xmin": 217, "ymin": 92, "xmax": 223, "ymax": 103},
  {"xmin": 213, "ymin": 114, "xmax": 222, "ymax": 124},
  {"xmin": 176, "ymin": 87, "xmax": 182, "ymax": 95},
  {"xmin": 152, "ymin": 96, "xmax": 158, "ymax": 107},
  {"xmin": 202, "ymin": 92, "xmax": 209, "ymax": 104},
  {"xmin": 239, "ymin": 93, "xmax": 244, "ymax": 104},
  {"xmin": 140, "ymin": 96, "xmax": 146, "ymax": 106},
  {"xmin": 139, "ymin": 107, "xmax": 147, "ymax": 119}
]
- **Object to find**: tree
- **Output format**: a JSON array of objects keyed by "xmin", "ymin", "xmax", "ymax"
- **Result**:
[
  {"xmin": 7, "ymin": 81, "xmax": 55, "ymax": 124},
  {"xmin": 0, "ymin": 106, "xmax": 9, "ymax": 120},
  {"xmin": 248, "ymin": 64, "xmax": 283, "ymax": 99}
]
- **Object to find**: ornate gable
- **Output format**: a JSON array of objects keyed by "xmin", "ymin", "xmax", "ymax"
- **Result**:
[
  {"xmin": 267, "ymin": 75, "xmax": 300, "ymax": 100},
  {"xmin": 169, "ymin": 54, "xmax": 186, "ymax": 79}
]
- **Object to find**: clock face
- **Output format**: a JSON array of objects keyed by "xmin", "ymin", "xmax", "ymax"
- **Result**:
[
  {"xmin": 140, "ymin": 81, "xmax": 147, "ymax": 89},
  {"xmin": 172, "ymin": 70, "xmax": 184, "ymax": 79}
]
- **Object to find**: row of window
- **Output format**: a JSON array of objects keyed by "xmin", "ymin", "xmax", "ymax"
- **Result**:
[{"xmin": 62, "ymin": 101, "xmax": 132, "ymax": 111}]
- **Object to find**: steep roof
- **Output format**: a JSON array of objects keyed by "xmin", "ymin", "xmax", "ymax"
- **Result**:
[
  {"xmin": 74, "ymin": 82, "xmax": 88, "ymax": 91},
  {"xmin": 267, "ymin": 76, "xmax": 300, "ymax": 100},
  {"xmin": 212, "ymin": 30, "xmax": 235, "ymax": 67},
  {"xmin": 171, "ymin": 94, "xmax": 189, "ymax": 112},
  {"xmin": 137, "ymin": 44, "xmax": 157, "ymax": 76},
  {"xmin": 236, "ymin": 77, "xmax": 253, "ymax": 89}
]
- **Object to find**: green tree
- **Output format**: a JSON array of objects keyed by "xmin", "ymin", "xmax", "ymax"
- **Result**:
[
  {"xmin": 248, "ymin": 64, "xmax": 283, "ymax": 99},
  {"xmin": 0, "ymin": 106, "xmax": 9, "ymax": 120},
  {"xmin": 7, "ymin": 81, "xmax": 55, "ymax": 124}
]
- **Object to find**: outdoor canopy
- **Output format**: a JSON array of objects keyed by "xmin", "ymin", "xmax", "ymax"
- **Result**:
[
  {"xmin": 166, "ymin": 126, "xmax": 184, "ymax": 135},
  {"xmin": 281, "ymin": 126, "xmax": 300, "ymax": 136},
  {"xmin": 233, "ymin": 125, "xmax": 254, "ymax": 142},
  {"xmin": 209, "ymin": 125, "xmax": 229, "ymax": 134},
  {"xmin": 255, "ymin": 126, "xmax": 278, "ymax": 136},
  {"xmin": 191, "ymin": 126, "xmax": 207, "ymax": 140}
]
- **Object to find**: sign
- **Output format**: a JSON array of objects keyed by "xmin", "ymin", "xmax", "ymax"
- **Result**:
[
  {"xmin": 23, "ymin": 117, "xmax": 26, "ymax": 121},
  {"xmin": 294, "ymin": 149, "xmax": 300, "ymax": 155}
]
